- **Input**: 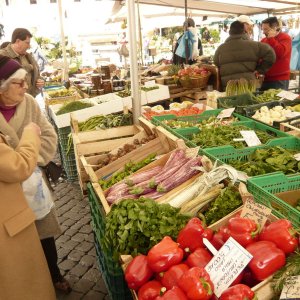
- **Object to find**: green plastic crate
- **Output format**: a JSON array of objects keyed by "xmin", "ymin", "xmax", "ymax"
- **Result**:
[
  {"xmin": 170, "ymin": 119, "xmax": 291, "ymax": 149},
  {"xmin": 53, "ymin": 124, "xmax": 78, "ymax": 181},
  {"xmin": 247, "ymin": 172, "xmax": 300, "ymax": 227},
  {"xmin": 217, "ymin": 93, "xmax": 256, "ymax": 113},
  {"xmin": 203, "ymin": 136, "xmax": 300, "ymax": 167},
  {"xmin": 88, "ymin": 183, "xmax": 133, "ymax": 300}
]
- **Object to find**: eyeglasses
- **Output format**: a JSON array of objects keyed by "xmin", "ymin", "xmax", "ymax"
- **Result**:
[{"xmin": 11, "ymin": 79, "xmax": 27, "ymax": 88}]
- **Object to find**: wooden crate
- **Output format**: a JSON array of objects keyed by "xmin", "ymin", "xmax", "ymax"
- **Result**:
[
  {"xmin": 85, "ymin": 140, "xmax": 189, "ymax": 214},
  {"xmin": 155, "ymin": 126, "xmax": 186, "ymax": 150},
  {"xmin": 72, "ymin": 124, "xmax": 146, "ymax": 194},
  {"xmin": 138, "ymin": 116, "xmax": 157, "ymax": 136},
  {"xmin": 280, "ymin": 120, "xmax": 300, "ymax": 137}
]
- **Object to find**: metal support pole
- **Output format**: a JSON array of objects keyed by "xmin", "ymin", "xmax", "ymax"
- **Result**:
[
  {"xmin": 58, "ymin": 0, "xmax": 69, "ymax": 81},
  {"xmin": 127, "ymin": 0, "xmax": 141, "ymax": 124}
]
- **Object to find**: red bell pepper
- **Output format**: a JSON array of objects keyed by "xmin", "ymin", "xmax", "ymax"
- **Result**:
[
  {"xmin": 125, "ymin": 254, "xmax": 153, "ymax": 290},
  {"xmin": 138, "ymin": 280, "xmax": 163, "ymax": 300},
  {"xmin": 259, "ymin": 219, "xmax": 299, "ymax": 254},
  {"xmin": 177, "ymin": 218, "xmax": 212, "ymax": 252},
  {"xmin": 161, "ymin": 263, "xmax": 189, "ymax": 290},
  {"xmin": 219, "ymin": 217, "xmax": 259, "ymax": 247},
  {"xmin": 147, "ymin": 236, "xmax": 184, "ymax": 273},
  {"xmin": 246, "ymin": 241, "xmax": 286, "ymax": 281},
  {"xmin": 178, "ymin": 267, "xmax": 214, "ymax": 300},
  {"xmin": 155, "ymin": 286, "xmax": 188, "ymax": 300},
  {"xmin": 186, "ymin": 248, "xmax": 213, "ymax": 268},
  {"xmin": 210, "ymin": 231, "xmax": 225, "ymax": 250},
  {"xmin": 219, "ymin": 284, "xmax": 256, "ymax": 300}
]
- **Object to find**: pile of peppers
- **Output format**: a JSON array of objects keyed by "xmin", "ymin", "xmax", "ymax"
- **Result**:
[{"xmin": 124, "ymin": 217, "xmax": 299, "ymax": 300}]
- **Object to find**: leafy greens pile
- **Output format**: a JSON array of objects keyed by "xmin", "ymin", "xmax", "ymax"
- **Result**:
[
  {"xmin": 102, "ymin": 198, "xmax": 190, "ymax": 261},
  {"xmin": 229, "ymin": 147, "xmax": 300, "ymax": 176}
]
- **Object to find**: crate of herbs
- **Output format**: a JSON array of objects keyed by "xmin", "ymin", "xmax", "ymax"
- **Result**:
[
  {"xmin": 151, "ymin": 109, "xmax": 251, "ymax": 132},
  {"xmin": 171, "ymin": 119, "xmax": 290, "ymax": 149},
  {"xmin": 203, "ymin": 136, "xmax": 300, "ymax": 177},
  {"xmin": 247, "ymin": 172, "xmax": 300, "ymax": 227}
]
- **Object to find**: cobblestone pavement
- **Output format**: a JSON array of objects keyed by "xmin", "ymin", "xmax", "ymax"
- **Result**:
[{"xmin": 53, "ymin": 180, "xmax": 109, "ymax": 300}]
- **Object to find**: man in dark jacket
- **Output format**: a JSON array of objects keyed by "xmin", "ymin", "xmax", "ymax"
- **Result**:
[
  {"xmin": 0, "ymin": 28, "xmax": 44, "ymax": 97},
  {"xmin": 214, "ymin": 21, "xmax": 275, "ymax": 91}
]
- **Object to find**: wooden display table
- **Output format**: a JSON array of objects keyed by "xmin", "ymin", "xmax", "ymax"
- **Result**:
[{"xmin": 169, "ymin": 87, "xmax": 207, "ymax": 104}]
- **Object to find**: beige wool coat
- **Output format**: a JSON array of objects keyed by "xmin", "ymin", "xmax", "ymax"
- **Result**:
[
  {"xmin": 0, "ymin": 93, "xmax": 61, "ymax": 239},
  {"xmin": 0, "ymin": 130, "xmax": 56, "ymax": 300}
]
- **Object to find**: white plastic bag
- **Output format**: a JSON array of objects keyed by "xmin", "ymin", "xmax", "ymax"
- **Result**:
[{"xmin": 22, "ymin": 167, "xmax": 54, "ymax": 220}]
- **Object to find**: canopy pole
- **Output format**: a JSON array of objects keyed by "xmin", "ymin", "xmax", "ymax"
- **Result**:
[
  {"xmin": 137, "ymin": 0, "xmax": 144, "ymax": 66},
  {"xmin": 184, "ymin": 0, "xmax": 188, "ymax": 64},
  {"xmin": 58, "ymin": 0, "xmax": 69, "ymax": 81},
  {"xmin": 127, "ymin": 0, "xmax": 141, "ymax": 124}
]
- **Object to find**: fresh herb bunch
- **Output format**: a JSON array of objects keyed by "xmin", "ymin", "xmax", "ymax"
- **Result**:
[
  {"xmin": 202, "ymin": 186, "xmax": 243, "ymax": 225},
  {"xmin": 99, "ymin": 153, "xmax": 156, "ymax": 190},
  {"xmin": 191, "ymin": 124, "xmax": 275, "ymax": 149},
  {"xmin": 102, "ymin": 198, "xmax": 190, "ymax": 261},
  {"xmin": 229, "ymin": 147, "xmax": 300, "ymax": 176},
  {"xmin": 78, "ymin": 113, "xmax": 133, "ymax": 131},
  {"xmin": 271, "ymin": 251, "xmax": 300, "ymax": 296},
  {"xmin": 56, "ymin": 101, "xmax": 93, "ymax": 115}
]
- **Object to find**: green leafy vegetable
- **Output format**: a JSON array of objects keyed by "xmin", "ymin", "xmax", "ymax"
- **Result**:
[
  {"xmin": 102, "ymin": 198, "xmax": 190, "ymax": 261},
  {"xmin": 56, "ymin": 101, "xmax": 93, "ymax": 115},
  {"xmin": 201, "ymin": 187, "xmax": 243, "ymax": 225}
]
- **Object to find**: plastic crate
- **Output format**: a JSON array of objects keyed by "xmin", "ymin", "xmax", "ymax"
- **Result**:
[
  {"xmin": 203, "ymin": 136, "xmax": 300, "ymax": 167},
  {"xmin": 88, "ymin": 184, "xmax": 133, "ymax": 300},
  {"xmin": 247, "ymin": 173, "xmax": 300, "ymax": 227},
  {"xmin": 53, "ymin": 124, "xmax": 78, "ymax": 181},
  {"xmin": 217, "ymin": 93, "xmax": 257, "ymax": 113},
  {"xmin": 170, "ymin": 119, "xmax": 291, "ymax": 149}
]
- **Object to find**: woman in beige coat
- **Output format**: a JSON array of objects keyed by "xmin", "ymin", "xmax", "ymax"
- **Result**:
[
  {"xmin": 0, "ymin": 123, "xmax": 56, "ymax": 300},
  {"xmin": 0, "ymin": 55, "xmax": 71, "ymax": 293}
]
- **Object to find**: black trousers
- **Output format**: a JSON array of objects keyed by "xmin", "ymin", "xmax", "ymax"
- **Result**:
[{"xmin": 41, "ymin": 237, "xmax": 61, "ymax": 282}]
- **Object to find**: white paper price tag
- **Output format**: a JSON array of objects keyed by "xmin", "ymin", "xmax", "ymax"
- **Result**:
[
  {"xmin": 205, "ymin": 237, "xmax": 253, "ymax": 298},
  {"xmin": 144, "ymin": 80, "xmax": 156, "ymax": 87},
  {"xmin": 294, "ymin": 153, "xmax": 300, "ymax": 161},
  {"xmin": 280, "ymin": 275, "xmax": 300, "ymax": 299},
  {"xmin": 240, "ymin": 199, "xmax": 272, "ymax": 228},
  {"xmin": 217, "ymin": 108, "xmax": 235, "ymax": 119},
  {"xmin": 240, "ymin": 130, "xmax": 261, "ymax": 147},
  {"xmin": 277, "ymin": 91, "xmax": 299, "ymax": 101}
]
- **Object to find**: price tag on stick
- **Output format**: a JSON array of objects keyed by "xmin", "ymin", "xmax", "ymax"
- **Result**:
[
  {"xmin": 277, "ymin": 91, "xmax": 299, "ymax": 101},
  {"xmin": 240, "ymin": 130, "xmax": 261, "ymax": 147},
  {"xmin": 280, "ymin": 275, "xmax": 300, "ymax": 299},
  {"xmin": 205, "ymin": 237, "xmax": 253, "ymax": 298},
  {"xmin": 217, "ymin": 108, "xmax": 235, "ymax": 119}
]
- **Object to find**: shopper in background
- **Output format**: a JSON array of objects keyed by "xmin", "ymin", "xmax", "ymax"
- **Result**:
[
  {"xmin": 0, "ymin": 28, "xmax": 44, "ymax": 97},
  {"xmin": 0, "ymin": 121, "xmax": 56, "ymax": 300},
  {"xmin": 214, "ymin": 21, "xmax": 275, "ymax": 90},
  {"xmin": 173, "ymin": 18, "xmax": 203, "ymax": 65},
  {"xmin": 237, "ymin": 15, "xmax": 254, "ymax": 38},
  {"xmin": 219, "ymin": 25, "xmax": 229, "ymax": 43},
  {"xmin": 260, "ymin": 16, "xmax": 292, "ymax": 91},
  {"xmin": 0, "ymin": 55, "xmax": 71, "ymax": 294}
]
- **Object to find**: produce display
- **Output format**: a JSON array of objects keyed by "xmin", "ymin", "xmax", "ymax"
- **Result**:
[
  {"xmin": 78, "ymin": 113, "xmax": 133, "ymax": 131},
  {"xmin": 116, "ymin": 86, "xmax": 159, "ymax": 98},
  {"xmin": 201, "ymin": 186, "xmax": 243, "ymax": 225},
  {"xmin": 225, "ymin": 78, "xmax": 257, "ymax": 96},
  {"xmin": 252, "ymin": 105, "xmax": 295, "ymax": 126},
  {"xmin": 162, "ymin": 116, "xmax": 239, "ymax": 129},
  {"xmin": 177, "ymin": 65, "xmax": 211, "ymax": 80},
  {"xmin": 123, "ymin": 214, "xmax": 299, "ymax": 299},
  {"xmin": 190, "ymin": 124, "xmax": 277, "ymax": 149},
  {"xmin": 289, "ymin": 103, "xmax": 300, "ymax": 112},
  {"xmin": 252, "ymin": 89, "xmax": 282, "ymax": 103},
  {"xmin": 105, "ymin": 149, "xmax": 202, "ymax": 204},
  {"xmin": 56, "ymin": 100, "xmax": 93, "ymax": 115},
  {"xmin": 99, "ymin": 153, "xmax": 157, "ymax": 190},
  {"xmin": 229, "ymin": 146, "xmax": 300, "ymax": 176},
  {"xmin": 95, "ymin": 135, "xmax": 156, "ymax": 169},
  {"xmin": 143, "ymin": 106, "xmax": 204, "ymax": 120},
  {"xmin": 46, "ymin": 87, "xmax": 77, "ymax": 98},
  {"xmin": 102, "ymin": 198, "xmax": 190, "ymax": 259}
]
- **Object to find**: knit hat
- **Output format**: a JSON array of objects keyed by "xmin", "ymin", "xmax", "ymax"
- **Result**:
[
  {"xmin": 237, "ymin": 15, "xmax": 254, "ymax": 25},
  {"xmin": 0, "ymin": 55, "xmax": 22, "ymax": 81}
]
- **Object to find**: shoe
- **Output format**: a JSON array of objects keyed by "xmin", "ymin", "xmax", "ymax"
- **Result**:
[{"xmin": 54, "ymin": 277, "xmax": 72, "ymax": 294}]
